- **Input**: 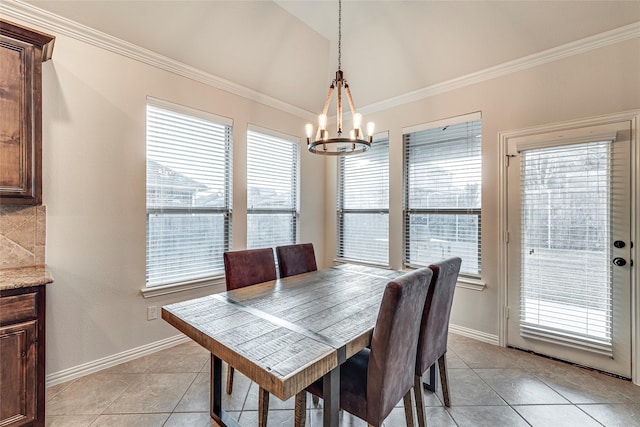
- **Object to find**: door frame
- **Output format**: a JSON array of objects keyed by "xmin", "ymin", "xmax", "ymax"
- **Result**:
[{"xmin": 498, "ymin": 110, "xmax": 640, "ymax": 383}]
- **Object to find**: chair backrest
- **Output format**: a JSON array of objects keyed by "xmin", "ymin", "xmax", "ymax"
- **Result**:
[
  {"xmin": 275, "ymin": 243, "xmax": 317, "ymax": 278},
  {"xmin": 223, "ymin": 248, "xmax": 277, "ymax": 291},
  {"xmin": 366, "ymin": 267, "xmax": 433, "ymax": 425},
  {"xmin": 416, "ymin": 257, "xmax": 462, "ymax": 375}
]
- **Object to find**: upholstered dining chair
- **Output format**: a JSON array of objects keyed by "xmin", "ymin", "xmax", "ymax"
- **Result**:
[
  {"xmin": 413, "ymin": 257, "xmax": 462, "ymax": 427},
  {"xmin": 275, "ymin": 243, "xmax": 317, "ymax": 278},
  {"xmin": 223, "ymin": 248, "xmax": 277, "ymax": 426},
  {"xmin": 294, "ymin": 267, "xmax": 433, "ymax": 427}
]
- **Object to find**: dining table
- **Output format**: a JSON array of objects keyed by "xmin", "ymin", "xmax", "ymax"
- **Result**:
[{"xmin": 161, "ymin": 263, "xmax": 415, "ymax": 427}]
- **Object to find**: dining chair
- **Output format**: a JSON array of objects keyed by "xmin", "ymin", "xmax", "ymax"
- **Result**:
[
  {"xmin": 413, "ymin": 257, "xmax": 462, "ymax": 427},
  {"xmin": 294, "ymin": 267, "xmax": 433, "ymax": 427},
  {"xmin": 223, "ymin": 248, "xmax": 277, "ymax": 426},
  {"xmin": 275, "ymin": 243, "xmax": 317, "ymax": 278}
]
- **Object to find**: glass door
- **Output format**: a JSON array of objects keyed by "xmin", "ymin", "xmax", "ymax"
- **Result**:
[{"xmin": 506, "ymin": 121, "xmax": 632, "ymax": 377}]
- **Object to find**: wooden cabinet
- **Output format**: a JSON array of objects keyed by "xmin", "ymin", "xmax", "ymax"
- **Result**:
[
  {"xmin": 0, "ymin": 20, "xmax": 54, "ymax": 205},
  {"xmin": 0, "ymin": 286, "xmax": 46, "ymax": 427}
]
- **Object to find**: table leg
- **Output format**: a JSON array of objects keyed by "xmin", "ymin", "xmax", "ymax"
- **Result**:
[
  {"xmin": 323, "ymin": 368, "xmax": 340, "ymax": 427},
  {"xmin": 422, "ymin": 363, "xmax": 437, "ymax": 393},
  {"xmin": 211, "ymin": 354, "xmax": 222, "ymax": 418},
  {"xmin": 210, "ymin": 354, "xmax": 240, "ymax": 427}
]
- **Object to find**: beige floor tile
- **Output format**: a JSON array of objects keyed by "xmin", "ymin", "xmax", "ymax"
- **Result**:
[
  {"xmin": 532, "ymin": 368, "xmax": 632, "ymax": 404},
  {"xmin": 46, "ymin": 373, "xmax": 135, "ymax": 416},
  {"xmin": 513, "ymin": 404, "xmax": 603, "ymax": 427},
  {"xmin": 164, "ymin": 412, "xmax": 214, "ymax": 426},
  {"xmin": 448, "ymin": 406, "xmax": 530, "ymax": 427},
  {"xmin": 423, "ymin": 407, "xmax": 458, "ymax": 427},
  {"xmin": 475, "ymin": 368, "xmax": 569, "ymax": 405},
  {"xmin": 103, "ymin": 373, "xmax": 196, "ymax": 414},
  {"xmin": 88, "ymin": 413, "xmax": 169, "ymax": 426},
  {"xmin": 45, "ymin": 414, "xmax": 98, "ymax": 427},
  {"xmin": 446, "ymin": 369, "xmax": 506, "ymax": 406},
  {"xmin": 238, "ymin": 408, "xmax": 298, "ymax": 426},
  {"xmin": 103, "ymin": 342, "xmax": 208, "ymax": 375},
  {"xmin": 578, "ymin": 403, "xmax": 640, "ymax": 426}
]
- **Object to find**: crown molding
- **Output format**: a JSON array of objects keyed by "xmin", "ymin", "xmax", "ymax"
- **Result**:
[{"xmin": 2, "ymin": 1, "xmax": 638, "ymax": 119}]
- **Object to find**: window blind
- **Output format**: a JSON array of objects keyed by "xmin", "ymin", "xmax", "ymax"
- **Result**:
[
  {"xmin": 403, "ymin": 116, "xmax": 481, "ymax": 276},
  {"xmin": 246, "ymin": 128, "xmax": 300, "ymax": 249},
  {"xmin": 146, "ymin": 100, "xmax": 233, "ymax": 287},
  {"xmin": 337, "ymin": 135, "xmax": 389, "ymax": 266},
  {"xmin": 519, "ymin": 141, "xmax": 613, "ymax": 355}
]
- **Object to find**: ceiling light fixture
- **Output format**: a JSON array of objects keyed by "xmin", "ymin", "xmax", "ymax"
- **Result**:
[{"xmin": 305, "ymin": 0, "xmax": 374, "ymax": 156}]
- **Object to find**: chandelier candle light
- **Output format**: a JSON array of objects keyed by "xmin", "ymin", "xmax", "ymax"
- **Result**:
[{"xmin": 306, "ymin": 0, "xmax": 374, "ymax": 155}]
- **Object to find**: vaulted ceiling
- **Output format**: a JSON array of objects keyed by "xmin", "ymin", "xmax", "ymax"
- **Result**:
[{"xmin": 22, "ymin": 1, "xmax": 640, "ymax": 114}]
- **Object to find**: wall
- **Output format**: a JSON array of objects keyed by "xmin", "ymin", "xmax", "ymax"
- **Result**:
[
  {"xmin": 1, "ymin": 18, "xmax": 323, "ymax": 378},
  {"xmin": 323, "ymin": 37, "xmax": 640, "ymax": 338}
]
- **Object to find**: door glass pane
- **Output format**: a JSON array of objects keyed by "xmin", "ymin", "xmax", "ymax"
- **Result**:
[{"xmin": 520, "ymin": 141, "xmax": 612, "ymax": 353}]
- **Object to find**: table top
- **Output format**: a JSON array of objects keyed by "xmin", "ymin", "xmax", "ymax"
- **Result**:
[{"xmin": 162, "ymin": 264, "xmax": 403, "ymax": 400}]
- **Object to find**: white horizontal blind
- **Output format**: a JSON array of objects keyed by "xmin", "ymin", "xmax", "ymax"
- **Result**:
[
  {"xmin": 337, "ymin": 136, "xmax": 389, "ymax": 265},
  {"xmin": 403, "ymin": 117, "xmax": 481, "ymax": 276},
  {"xmin": 146, "ymin": 101, "xmax": 233, "ymax": 287},
  {"xmin": 247, "ymin": 129, "xmax": 299, "ymax": 249},
  {"xmin": 520, "ymin": 141, "xmax": 613, "ymax": 355}
]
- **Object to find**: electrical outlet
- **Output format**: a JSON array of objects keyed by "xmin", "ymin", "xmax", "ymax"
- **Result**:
[{"xmin": 147, "ymin": 306, "xmax": 158, "ymax": 321}]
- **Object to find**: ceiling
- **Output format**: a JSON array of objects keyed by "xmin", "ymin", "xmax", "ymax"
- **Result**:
[{"xmin": 22, "ymin": 1, "xmax": 640, "ymax": 115}]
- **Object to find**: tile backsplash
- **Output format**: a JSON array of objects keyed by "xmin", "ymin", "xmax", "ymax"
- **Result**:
[{"xmin": 0, "ymin": 205, "xmax": 46, "ymax": 269}]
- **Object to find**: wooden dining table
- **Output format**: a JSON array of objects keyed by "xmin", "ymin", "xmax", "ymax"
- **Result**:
[{"xmin": 161, "ymin": 264, "xmax": 405, "ymax": 427}]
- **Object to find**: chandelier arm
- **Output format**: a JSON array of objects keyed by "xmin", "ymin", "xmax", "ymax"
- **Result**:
[
  {"xmin": 337, "ymin": 81, "xmax": 342, "ymax": 134},
  {"xmin": 321, "ymin": 84, "xmax": 335, "ymax": 116},
  {"xmin": 344, "ymin": 84, "xmax": 357, "ymax": 116}
]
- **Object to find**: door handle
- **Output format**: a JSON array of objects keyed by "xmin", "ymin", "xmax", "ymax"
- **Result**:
[{"xmin": 613, "ymin": 257, "xmax": 627, "ymax": 267}]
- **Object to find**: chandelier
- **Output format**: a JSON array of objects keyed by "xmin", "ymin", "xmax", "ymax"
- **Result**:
[{"xmin": 305, "ymin": 0, "xmax": 374, "ymax": 156}]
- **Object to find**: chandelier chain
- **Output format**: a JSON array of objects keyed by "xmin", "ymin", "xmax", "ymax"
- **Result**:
[{"xmin": 338, "ymin": 0, "xmax": 342, "ymax": 71}]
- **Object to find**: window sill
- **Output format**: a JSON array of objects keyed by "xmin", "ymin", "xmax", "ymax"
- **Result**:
[
  {"xmin": 141, "ymin": 275, "xmax": 225, "ymax": 299},
  {"xmin": 455, "ymin": 276, "xmax": 486, "ymax": 291},
  {"xmin": 332, "ymin": 258, "xmax": 391, "ymax": 269}
]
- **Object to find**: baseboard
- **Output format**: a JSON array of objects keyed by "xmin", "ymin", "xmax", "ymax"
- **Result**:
[
  {"xmin": 449, "ymin": 323, "xmax": 500, "ymax": 346},
  {"xmin": 45, "ymin": 334, "xmax": 189, "ymax": 387}
]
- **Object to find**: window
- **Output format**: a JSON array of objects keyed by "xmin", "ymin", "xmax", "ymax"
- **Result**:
[
  {"xmin": 337, "ymin": 134, "xmax": 389, "ymax": 266},
  {"xmin": 403, "ymin": 113, "xmax": 482, "ymax": 277},
  {"xmin": 146, "ymin": 99, "xmax": 233, "ymax": 287},
  {"xmin": 246, "ymin": 127, "xmax": 300, "ymax": 249}
]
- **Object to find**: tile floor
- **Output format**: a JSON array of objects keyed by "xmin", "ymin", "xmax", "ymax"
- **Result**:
[{"xmin": 46, "ymin": 334, "xmax": 640, "ymax": 426}]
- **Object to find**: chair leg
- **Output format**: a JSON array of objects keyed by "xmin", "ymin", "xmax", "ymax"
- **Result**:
[
  {"xmin": 226, "ymin": 366, "xmax": 234, "ymax": 394},
  {"xmin": 294, "ymin": 392, "xmax": 307, "ymax": 427},
  {"xmin": 413, "ymin": 375, "xmax": 427, "ymax": 427},
  {"xmin": 258, "ymin": 387, "xmax": 269, "ymax": 427},
  {"xmin": 403, "ymin": 389, "xmax": 415, "ymax": 427},
  {"xmin": 438, "ymin": 353, "xmax": 451, "ymax": 407}
]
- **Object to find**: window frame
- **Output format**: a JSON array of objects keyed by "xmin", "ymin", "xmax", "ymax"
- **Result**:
[
  {"xmin": 336, "ymin": 133, "xmax": 390, "ymax": 267},
  {"xmin": 246, "ymin": 125, "xmax": 301, "ymax": 249},
  {"xmin": 143, "ymin": 97, "xmax": 233, "ymax": 296},
  {"xmin": 402, "ymin": 112, "xmax": 482, "ymax": 280}
]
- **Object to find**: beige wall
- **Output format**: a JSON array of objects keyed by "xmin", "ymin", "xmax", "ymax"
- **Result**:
[{"xmin": 323, "ymin": 38, "xmax": 640, "ymax": 337}]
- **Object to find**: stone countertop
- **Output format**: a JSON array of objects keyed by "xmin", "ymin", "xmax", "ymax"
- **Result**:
[{"xmin": 0, "ymin": 265, "xmax": 54, "ymax": 291}]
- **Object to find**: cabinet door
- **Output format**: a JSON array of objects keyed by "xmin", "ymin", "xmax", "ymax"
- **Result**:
[{"xmin": 0, "ymin": 320, "xmax": 37, "ymax": 426}]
